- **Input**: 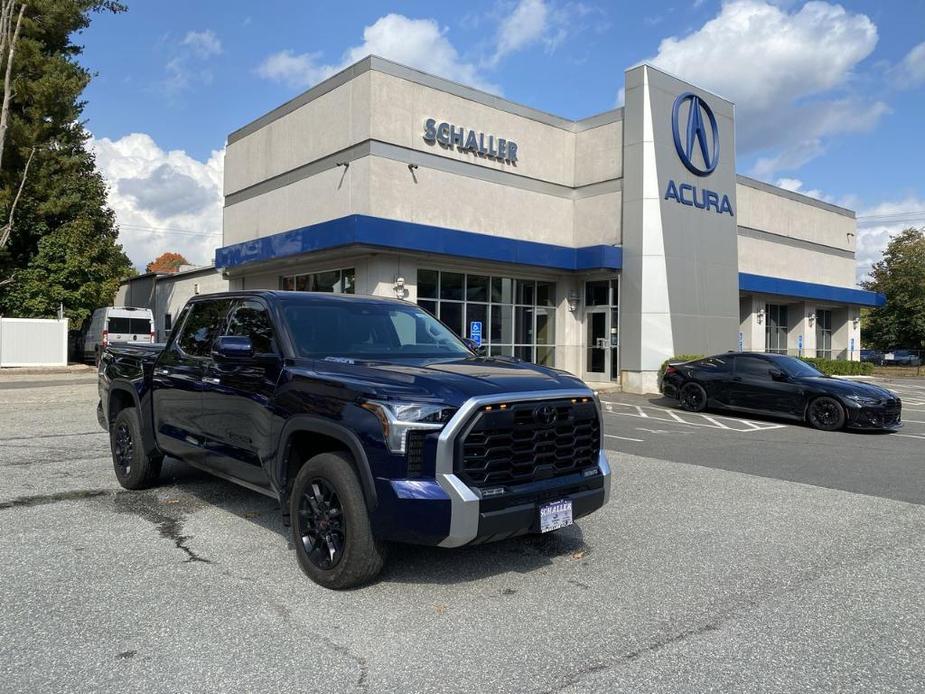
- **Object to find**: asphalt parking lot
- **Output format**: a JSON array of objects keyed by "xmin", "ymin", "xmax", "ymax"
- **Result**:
[{"xmin": 1, "ymin": 375, "xmax": 924, "ymax": 693}]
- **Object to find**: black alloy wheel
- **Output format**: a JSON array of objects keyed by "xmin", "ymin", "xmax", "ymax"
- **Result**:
[
  {"xmin": 807, "ymin": 396, "xmax": 846, "ymax": 431},
  {"xmin": 298, "ymin": 478, "xmax": 346, "ymax": 570},
  {"xmin": 679, "ymin": 382, "xmax": 708, "ymax": 412},
  {"xmin": 289, "ymin": 452, "xmax": 386, "ymax": 589},
  {"xmin": 114, "ymin": 421, "xmax": 134, "ymax": 477},
  {"xmin": 110, "ymin": 407, "xmax": 163, "ymax": 489}
]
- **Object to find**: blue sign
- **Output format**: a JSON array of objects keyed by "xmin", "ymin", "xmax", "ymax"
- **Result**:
[
  {"xmin": 850, "ymin": 337, "xmax": 855, "ymax": 353},
  {"xmin": 469, "ymin": 321, "xmax": 483, "ymax": 346},
  {"xmin": 798, "ymin": 334, "xmax": 804, "ymax": 350},
  {"xmin": 738, "ymin": 332, "xmax": 744, "ymax": 351},
  {"xmin": 672, "ymin": 92, "xmax": 719, "ymax": 176}
]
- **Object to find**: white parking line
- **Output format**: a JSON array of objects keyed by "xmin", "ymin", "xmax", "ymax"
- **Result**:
[
  {"xmin": 895, "ymin": 434, "xmax": 925, "ymax": 440},
  {"xmin": 604, "ymin": 433, "xmax": 645, "ymax": 443},
  {"xmin": 601, "ymin": 402, "xmax": 786, "ymax": 432}
]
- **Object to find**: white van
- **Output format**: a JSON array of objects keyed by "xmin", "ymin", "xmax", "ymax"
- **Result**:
[{"xmin": 83, "ymin": 306, "xmax": 155, "ymax": 364}]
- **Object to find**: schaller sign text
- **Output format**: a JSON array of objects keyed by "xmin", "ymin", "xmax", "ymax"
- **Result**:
[{"xmin": 423, "ymin": 118, "xmax": 518, "ymax": 163}]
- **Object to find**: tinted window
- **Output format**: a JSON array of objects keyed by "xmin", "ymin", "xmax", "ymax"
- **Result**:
[
  {"xmin": 776, "ymin": 356, "xmax": 823, "ymax": 378},
  {"xmin": 108, "ymin": 317, "xmax": 152, "ymax": 334},
  {"xmin": 282, "ymin": 301, "xmax": 470, "ymax": 359},
  {"xmin": 177, "ymin": 300, "xmax": 232, "ymax": 357},
  {"xmin": 693, "ymin": 356, "xmax": 730, "ymax": 370},
  {"xmin": 735, "ymin": 356, "xmax": 773, "ymax": 379},
  {"xmin": 225, "ymin": 301, "xmax": 277, "ymax": 354}
]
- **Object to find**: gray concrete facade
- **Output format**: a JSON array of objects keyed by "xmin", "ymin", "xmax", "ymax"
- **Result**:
[{"xmin": 212, "ymin": 56, "xmax": 872, "ymax": 392}]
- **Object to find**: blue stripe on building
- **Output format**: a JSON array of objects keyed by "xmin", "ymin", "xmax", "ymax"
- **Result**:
[{"xmin": 215, "ymin": 214, "xmax": 883, "ymax": 307}]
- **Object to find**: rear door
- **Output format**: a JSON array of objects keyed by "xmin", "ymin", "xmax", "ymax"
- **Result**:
[
  {"xmin": 198, "ymin": 299, "xmax": 282, "ymax": 488},
  {"xmin": 107, "ymin": 313, "xmax": 155, "ymax": 344},
  {"xmin": 152, "ymin": 299, "xmax": 232, "ymax": 459}
]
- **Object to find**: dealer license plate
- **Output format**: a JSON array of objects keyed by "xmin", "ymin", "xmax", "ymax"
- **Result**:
[{"xmin": 539, "ymin": 499, "xmax": 573, "ymax": 533}]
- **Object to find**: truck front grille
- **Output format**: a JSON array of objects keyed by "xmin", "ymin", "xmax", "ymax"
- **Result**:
[{"xmin": 456, "ymin": 399, "xmax": 600, "ymax": 488}]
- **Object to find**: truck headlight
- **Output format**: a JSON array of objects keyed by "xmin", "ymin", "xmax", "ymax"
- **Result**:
[{"xmin": 361, "ymin": 400, "xmax": 456, "ymax": 454}]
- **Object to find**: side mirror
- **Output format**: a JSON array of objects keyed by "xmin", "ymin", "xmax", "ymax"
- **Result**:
[
  {"xmin": 769, "ymin": 368, "xmax": 789, "ymax": 382},
  {"xmin": 213, "ymin": 335, "xmax": 254, "ymax": 360},
  {"xmin": 462, "ymin": 338, "xmax": 488, "ymax": 357}
]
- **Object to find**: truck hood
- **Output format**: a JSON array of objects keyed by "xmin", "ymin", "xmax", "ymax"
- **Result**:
[{"xmin": 291, "ymin": 356, "xmax": 590, "ymax": 405}]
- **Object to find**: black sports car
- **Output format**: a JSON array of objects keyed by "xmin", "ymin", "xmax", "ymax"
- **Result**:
[{"xmin": 659, "ymin": 352, "xmax": 902, "ymax": 431}]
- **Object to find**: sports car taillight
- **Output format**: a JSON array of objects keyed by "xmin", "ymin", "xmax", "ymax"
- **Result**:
[{"xmin": 665, "ymin": 365, "xmax": 678, "ymax": 375}]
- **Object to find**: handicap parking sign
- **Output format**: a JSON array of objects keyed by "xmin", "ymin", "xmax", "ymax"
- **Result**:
[{"xmin": 469, "ymin": 321, "xmax": 482, "ymax": 346}]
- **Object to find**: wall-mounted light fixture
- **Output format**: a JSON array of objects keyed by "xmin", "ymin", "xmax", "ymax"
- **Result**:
[
  {"xmin": 335, "ymin": 161, "xmax": 349, "ymax": 169},
  {"xmin": 853, "ymin": 315, "xmax": 860, "ymax": 329},
  {"xmin": 756, "ymin": 307, "xmax": 765, "ymax": 325},
  {"xmin": 393, "ymin": 276, "xmax": 406, "ymax": 300},
  {"xmin": 567, "ymin": 290, "xmax": 580, "ymax": 312},
  {"xmin": 807, "ymin": 313, "xmax": 816, "ymax": 327}
]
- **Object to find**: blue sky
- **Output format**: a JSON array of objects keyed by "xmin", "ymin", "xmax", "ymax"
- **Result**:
[{"xmin": 78, "ymin": 1, "xmax": 925, "ymax": 278}]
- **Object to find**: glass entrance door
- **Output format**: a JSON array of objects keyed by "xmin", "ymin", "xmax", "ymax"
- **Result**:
[{"xmin": 583, "ymin": 278, "xmax": 619, "ymax": 381}]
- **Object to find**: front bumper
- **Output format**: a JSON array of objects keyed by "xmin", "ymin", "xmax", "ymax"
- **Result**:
[
  {"xmin": 845, "ymin": 404, "xmax": 903, "ymax": 430},
  {"xmin": 375, "ymin": 450, "xmax": 611, "ymax": 547}
]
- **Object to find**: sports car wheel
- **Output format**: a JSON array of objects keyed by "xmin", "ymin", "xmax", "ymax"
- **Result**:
[
  {"xmin": 679, "ymin": 383, "xmax": 708, "ymax": 412},
  {"xmin": 807, "ymin": 396, "xmax": 846, "ymax": 431}
]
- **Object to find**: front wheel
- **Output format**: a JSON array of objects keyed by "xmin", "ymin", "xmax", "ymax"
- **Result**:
[
  {"xmin": 110, "ymin": 407, "xmax": 162, "ymax": 489},
  {"xmin": 290, "ymin": 452, "xmax": 386, "ymax": 590},
  {"xmin": 679, "ymin": 382, "xmax": 708, "ymax": 412},
  {"xmin": 806, "ymin": 397, "xmax": 846, "ymax": 431}
]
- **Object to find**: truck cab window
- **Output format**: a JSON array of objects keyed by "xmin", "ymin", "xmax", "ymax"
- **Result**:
[
  {"xmin": 225, "ymin": 301, "xmax": 277, "ymax": 354},
  {"xmin": 177, "ymin": 300, "xmax": 232, "ymax": 357}
]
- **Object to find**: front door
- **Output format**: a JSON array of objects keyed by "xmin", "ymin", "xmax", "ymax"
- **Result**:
[{"xmin": 584, "ymin": 308, "xmax": 618, "ymax": 381}]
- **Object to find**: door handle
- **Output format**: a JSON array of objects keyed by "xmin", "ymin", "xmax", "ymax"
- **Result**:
[
  {"xmin": 202, "ymin": 376, "xmax": 221, "ymax": 385},
  {"xmin": 154, "ymin": 368, "xmax": 171, "ymax": 376},
  {"xmin": 732, "ymin": 376, "xmax": 742, "ymax": 382}
]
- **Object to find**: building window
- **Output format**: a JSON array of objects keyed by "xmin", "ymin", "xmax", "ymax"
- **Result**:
[
  {"xmin": 417, "ymin": 270, "xmax": 557, "ymax": 366},
  {"xmin": 816, "ymin": 309, "xmax": 832, "ymax": 359},
  {"xmin": 280, "ymin": 268, "xmax": 355, "ymax": 294},
  {"xmin": 765, "ymin": 303, "xmax": 788, "ymax": 354}
]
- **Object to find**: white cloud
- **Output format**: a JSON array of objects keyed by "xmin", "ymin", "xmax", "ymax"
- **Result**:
[
  {"xmin": 642, "ymin": 0, "xmax": 885, "ymax": 177},
  {"xmin": 485, "ymin": 0, "xmax": 549, "ymax": 67},
  {"xmin": 257, "ymin": 14, "xmax": 500, "ymax": 93},
  {"xmin": 90, "ymin": 133, "xmax": 224, "ymax": 271},
  {"xmin": 855, "ymin": 197, "xmax": 925, "ymax": 282},
  {"xmin": 889, "ymin": 41, "xmax": 925, "ymax": 89},
  {"xmin": 182, "ymin": 30, "xmax": 222, "ymax": 58}
]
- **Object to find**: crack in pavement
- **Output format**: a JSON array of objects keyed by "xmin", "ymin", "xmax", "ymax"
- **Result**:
[
  {"xmin": 539, "ymin": 519, "xmax": 925, "ymax": 693},
  {"xmin": 0, "ymin": 489, "xmax": 112, "ymax": 509},
  {"xmin": 111, "ymin": 492, "xmax": 213, "ymax": 564}
]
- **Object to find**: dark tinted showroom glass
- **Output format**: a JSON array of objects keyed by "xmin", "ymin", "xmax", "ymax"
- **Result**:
[
  {"xmin": 440, "ymin": 272, "xmax": 464, "ymax": 301},
  {"xmin": 225, "ymin": 301, "xmax": 276, "ymax": 354},
  {"xmin": 178, "ymin": 300, "xmax": 232, "ymax": 357},
  {"xmin": 466, "ymin": 275, "xmax": 489, "ymax": 302},
  {"xmin": 418, "ymin": 270, "xmax": 438, "ymax": 299},
  {"xmin": 735, "ymin": 356, "xmax": 772, "ymax": 378}
]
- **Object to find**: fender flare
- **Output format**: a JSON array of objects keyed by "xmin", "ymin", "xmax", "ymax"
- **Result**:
[
  {"xmin": 278, "ymin": 415, "xmax": 378, "ymax": 511},
  {"xmin": 107, "ymin": 380, "xmax": 159, "ymax": 458}
]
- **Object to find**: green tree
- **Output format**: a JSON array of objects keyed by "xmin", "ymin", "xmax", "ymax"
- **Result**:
[
  {"xmin": 861, "ymin": 227, "xmax": 925, "ymax": 350},
  {"xmin": 0, "ymin": 0, "xmax": 132, "ymax": 324}
]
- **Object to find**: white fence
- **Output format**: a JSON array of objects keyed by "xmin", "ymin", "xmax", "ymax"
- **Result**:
[{"xmin": 0, "ymin": 318, "xmax": 69, "ymax": 367}]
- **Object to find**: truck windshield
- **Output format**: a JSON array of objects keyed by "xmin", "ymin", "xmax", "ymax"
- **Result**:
[{"xmin": 282, "ymin": 301, "xmax": 472, "ymax": 360}]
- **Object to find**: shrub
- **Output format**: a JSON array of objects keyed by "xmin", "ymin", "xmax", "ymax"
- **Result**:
[
  {"xmin": 799, "ymin": 357, "xmax": 874, "ymax": 376},
  {"xmin": 659, "ymin": 354, "xmax": 704, "ymax": 379}
]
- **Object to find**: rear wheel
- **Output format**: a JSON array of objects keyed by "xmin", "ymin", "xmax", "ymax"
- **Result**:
[
  {"xmin": 679, "ymin": 382, "xmax": 708, "ymax": 412},
  {"xmin": 110, "ymin": 407, "xmax": 162, "ymax": 489},
  {"xmin": 806, "ymin": 397, "xmax": 845, "ymax": 431},
  {"xmin": 290, "ymin": 452, "xmax": 386, "ymax": 590}
]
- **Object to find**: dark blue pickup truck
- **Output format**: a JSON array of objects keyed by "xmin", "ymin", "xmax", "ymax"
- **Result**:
[{"xmin": 97, "ymin": 291, "xmax": 611, "ymax": 588}]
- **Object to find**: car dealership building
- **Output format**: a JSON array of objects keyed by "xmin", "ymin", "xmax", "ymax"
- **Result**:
[{"xmin": 214, "ymin": 56, "xmax": 883, "ymax": 393}]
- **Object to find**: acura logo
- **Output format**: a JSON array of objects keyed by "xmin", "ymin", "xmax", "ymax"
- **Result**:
[
  {"xmin": 533, "ymin": 405, "xmax": 557, "ymax": 426},
  {"xmin": 671, "ymin": 92, "xmax": 719, "ymax": 176}
]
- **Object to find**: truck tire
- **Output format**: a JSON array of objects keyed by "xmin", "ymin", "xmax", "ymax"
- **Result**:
[
  {"xmin": 110, "ymin": 407, "xmax": 163, "ymax": 489},
  {"xmin": 290, "ymin": 451, "xmax": 386, "ymax": 590}
]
